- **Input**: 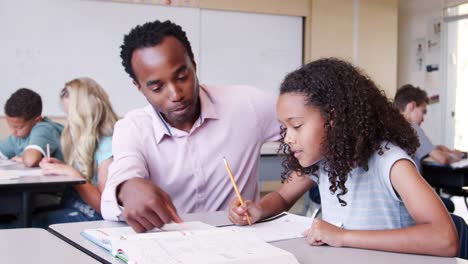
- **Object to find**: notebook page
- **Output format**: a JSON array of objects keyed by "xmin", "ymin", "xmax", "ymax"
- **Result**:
[
  {"xmin": 222, "ymin": 212, "xmax": 312, "ymax": 242},
  {"xmin": 113, "ymin": 228, "xmax": 299, "ymax": 264}
]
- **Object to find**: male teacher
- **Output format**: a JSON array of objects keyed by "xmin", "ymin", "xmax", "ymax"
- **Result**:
[{"xmin": 101, "ymin": 20, "xmax": 280, "ymax": 232}]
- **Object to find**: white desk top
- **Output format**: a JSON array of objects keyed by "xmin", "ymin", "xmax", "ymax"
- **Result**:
[
  {"xmin": 0, "ymin": 228, "xmax": 99, "ymax": 263},
  {"xmin": 49, "ymin": 211, "xmax": 468, "ymax": 264},
  {"xmin": 0, "ymin": 163, "xmax": 84, "ymax": 186}
]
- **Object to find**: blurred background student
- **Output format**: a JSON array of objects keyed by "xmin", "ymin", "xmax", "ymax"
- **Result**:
[
  {"xmin": 0, "ymin": 88, "xmax": 63, "ymax": 166},
  {"xmin": 34, "ymin": 77, "xmax": 118, "ymax": 227},
  {"xmin": 394, "ymin": 84, "xmax": 466, "ymax": 213},
  {"xmin": 0, "ymin": 88, "xmax": 64, "ymax": 225},
  {"xmin": 394, "ymin": 84, "xmax": 464, "ymax": 169}
]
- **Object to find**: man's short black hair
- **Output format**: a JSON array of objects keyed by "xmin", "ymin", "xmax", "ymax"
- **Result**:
[
  {"xmin": 120, "ymin": 20, "xmax": 195, "ymax": 83},
  {"xmin": 4, "ymin": 88, "xmax": 42, "ymax": 121},
  {"xmin": 394, "ymin": 84, "xmax": 429, "ymax": 111}
]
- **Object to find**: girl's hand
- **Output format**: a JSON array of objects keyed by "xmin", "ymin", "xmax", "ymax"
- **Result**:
[
  {"xmin": 40, "ymin": 162, "xmax": 81, "ymax": 178},
  {"xmin": 228, "ymin": 198, "xmax": 262, "ymax": 225},
  {"xmin": 303, "ymin": 219, "xmax": 345, "ymax": 247},
  {"xmin": 39, "ymin": 157, "xmax": 64, "ymax": 166}
]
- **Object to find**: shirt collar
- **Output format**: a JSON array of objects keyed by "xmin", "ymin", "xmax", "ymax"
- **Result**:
[{"xmin": 149, "ymin": 84, "xmax": 219, "ymax": 144}]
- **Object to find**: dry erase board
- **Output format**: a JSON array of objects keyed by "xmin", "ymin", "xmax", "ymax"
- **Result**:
[{"xmin": 0, "ymin": 0, "xmax": 302, "ymax": 116}]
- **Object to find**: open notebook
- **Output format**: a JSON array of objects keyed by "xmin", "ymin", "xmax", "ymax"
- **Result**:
[{"xmin": 81, "ymin": 221, "xmax": 299, "ymax": 264}]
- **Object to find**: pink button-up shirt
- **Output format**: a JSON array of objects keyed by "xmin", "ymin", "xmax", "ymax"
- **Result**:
[{"xmin": 101, "ymin": 84, "xmax": 281, "ymax": 220}]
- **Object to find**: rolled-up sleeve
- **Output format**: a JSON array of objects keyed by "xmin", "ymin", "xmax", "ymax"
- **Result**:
[{"xmin": 101, "ymin": 117, "xmax": 150, "ymax": 221}]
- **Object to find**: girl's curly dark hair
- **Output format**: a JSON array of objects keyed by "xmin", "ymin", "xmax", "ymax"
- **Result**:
[{"xmin": 279, "ymin": 58, "xmax": 419, "ymax": 206}]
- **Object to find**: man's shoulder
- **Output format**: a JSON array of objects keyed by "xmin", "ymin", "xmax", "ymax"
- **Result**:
[
  {"xmin": 202, "ymin": 84, "xmax": 273, "ymax": 105},
  {"xmin": 204, "ymin": 84, "xmax": 263, "ymax": 95},
  {"xmin": 115, "ymin": 105, "xmax": 153, "ymax": 130}
]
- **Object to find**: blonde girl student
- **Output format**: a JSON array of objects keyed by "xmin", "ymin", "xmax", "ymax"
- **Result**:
[
  {"xmin": 229, "ymin": 58, "xmax": 458, "ymax": 256},
  {"xmin": 35, "ymin": 77, "xmax": 118, "ymax": 227}
]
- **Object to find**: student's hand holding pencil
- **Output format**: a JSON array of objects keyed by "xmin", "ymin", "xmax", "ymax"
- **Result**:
[
  {"xmin": 40, "ymin": 159, "xmax": 81, "ymax": 178},
  {"xmin": 39, "ymin": 157, "xmax": 63, "ymax": 166},
  {"xmin": 228, "ymin": 198, "xmax": 263, "ymax": 225}
]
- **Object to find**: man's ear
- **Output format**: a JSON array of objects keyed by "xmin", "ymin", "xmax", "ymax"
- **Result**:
[
  {"xmin": 405, "ymin": 101, "xmax": 417, "ymax": 113},
  {"xmin": 133, "ymin": 80, "xmax": 141, "ymax": 92}
]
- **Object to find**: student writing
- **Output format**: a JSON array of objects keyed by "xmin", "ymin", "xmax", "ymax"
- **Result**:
[
  {"xmin": 0, "ymin": 88, "xmax": 63, "ymax": 166},
  {"xmin": 33, "ymin": 77, "xmax": 118, "ymax": 227},
  {"xmin": 394, "ymin": 84, "xmax": 464, "ymax": 169},
  {"xmin": 229, "ymin": 58, "xmax": 458, "ymax": 256}
]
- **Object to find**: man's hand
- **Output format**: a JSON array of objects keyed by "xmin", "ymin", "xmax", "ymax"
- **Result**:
[{"xmin": 118, "ymin": 178, "xmax": 182, "ymax": 233}]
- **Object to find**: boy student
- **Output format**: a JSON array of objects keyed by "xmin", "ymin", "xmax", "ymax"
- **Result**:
[
  {"xmin": 394, "ymin": 84, "xmax": 464, "ymax": 171},
  {"xmin": 0, "ymin": 88, "xmax": 64, "ymax": 167},
  {"xmin": 101, "ymin": 20, "xmax": 280, "ymax": 232}
]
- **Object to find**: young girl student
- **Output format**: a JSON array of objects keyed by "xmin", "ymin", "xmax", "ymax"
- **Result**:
[
  {"xmin": 229, "ymin": 58, "xmax": 458, "ymax": 256},
  {"xmin": 35, "ymin": 77, "xmax": 118, "ymax": 227}
]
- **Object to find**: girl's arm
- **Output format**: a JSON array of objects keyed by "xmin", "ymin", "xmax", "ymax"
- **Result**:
[
  {"xmin": 97, "ymin": 157, "xmax": 112, "ymax": 193},
  {"xmin": 306, "ymin": 159, "xmax": 458, "ymax": 256},
  {"xmin": 229, "ymin": 171, "xmax": 315, "ymax": 225},
  {"xmin": 74, "ymin": 157, "xmax": 112, "ymax": 213}
]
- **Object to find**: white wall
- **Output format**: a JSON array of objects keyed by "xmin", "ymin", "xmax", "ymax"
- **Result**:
[{"xmin": 398, "ymin": 0, "xmax": 445, "ymax": 144}]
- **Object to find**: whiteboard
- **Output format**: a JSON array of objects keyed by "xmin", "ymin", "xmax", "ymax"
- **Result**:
[
  {"xmin": 0, "ymin": 0, "xmax": 302, "ymax": 116},
  {"xmin": 199, "ymin": 9, "xmax": 303, "ymax": 94},
  {"xmin": 0, "ymin": 0, "xmax": 200, "ymax": 116}
]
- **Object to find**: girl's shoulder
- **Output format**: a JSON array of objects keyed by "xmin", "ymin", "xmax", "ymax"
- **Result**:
[
  {"xmin": 369, "ymin": 141, "xmax": 416, "ymax": 180},
  {"xmin": 372, "ymin": 142, "xmax": 410, "ymax": 161}
]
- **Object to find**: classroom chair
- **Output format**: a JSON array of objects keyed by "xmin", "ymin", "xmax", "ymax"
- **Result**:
[
  {"xmin": 303, "ymin": 185, "xmax": 321, "ymax": 217},
  {"xmin": 451, "ymin": 214, "xmax": 468, "ymax": 259}
]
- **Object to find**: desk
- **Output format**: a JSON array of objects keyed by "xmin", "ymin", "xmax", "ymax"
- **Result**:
[
  {"xmin": 0, "ymin": 167, "xmax": 85, "ymax": 227},
  {"xmin": 0, "ymin": 228, "xmax": 99, "ymax": 263},
  {"xmin": 422, "ymin": 162, "xmax": 468, "ymax": 189},
  {"xmin": 49, "ymin": 211, "xmax": 467, "ymax": 264}
]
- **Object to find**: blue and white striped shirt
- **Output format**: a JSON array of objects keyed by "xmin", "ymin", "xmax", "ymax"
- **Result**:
[{"xmin": 310, "ymin": 142, "xmax": 416, "ymax": 230}]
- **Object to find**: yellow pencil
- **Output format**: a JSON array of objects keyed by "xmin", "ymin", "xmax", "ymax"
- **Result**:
[{"xmin": 223, "ymin": 157, "xmax": 252, "ymax": 225}]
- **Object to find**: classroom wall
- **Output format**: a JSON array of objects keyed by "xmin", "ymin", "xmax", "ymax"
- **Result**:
[
  {"xmin": 164, "ymin": 0, "xmax": 399, "ymax": 96},
  {"xmin": 397, "ymin": 0, "xmax": 445, "ymax": 144},
  {"xmin": 358, "ymin": 0, "xmax": 398, "ymax": 97},
  {"xmin": 0, "ymin": 0, "xmax": 399, "ymax": 138},
  {"xmin": 308, "ymin": 0, "xmax": 398, "ymax": 97}
]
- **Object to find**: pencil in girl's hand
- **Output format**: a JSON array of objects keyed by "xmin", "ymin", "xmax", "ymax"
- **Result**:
[
  {"xmin": 46, "ymin": 144, "xmax": 50, "ymax": 159},
  {"xmin": 223, "ymin": 157, "xmax": 252, "ymax": 225}
]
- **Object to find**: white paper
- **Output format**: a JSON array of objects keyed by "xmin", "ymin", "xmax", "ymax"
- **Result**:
[
  {"xmin": 82, "ymin": 221, "xmax": 215, "ymax": 252},
  {"xmin": 451, "ymin": 158, "xmax": 468, "ymax": 169},
  {"xmin": 113, "ymin": 228, "xmax": 299, "ymax": 264},
  {"xmin": 0, "ymin": 159, "xmax": 20, "ymax": 167},
  {"xmin": 223, "ymin": 212, "xmax": 312, "ymax": 242},
  {"xmin": 0, "ymin": 170, "xmax": 19, "ymax": 180},
  {"xmin": 0, "ymin": 168, "xmax": 43, "ymax": 179}
]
